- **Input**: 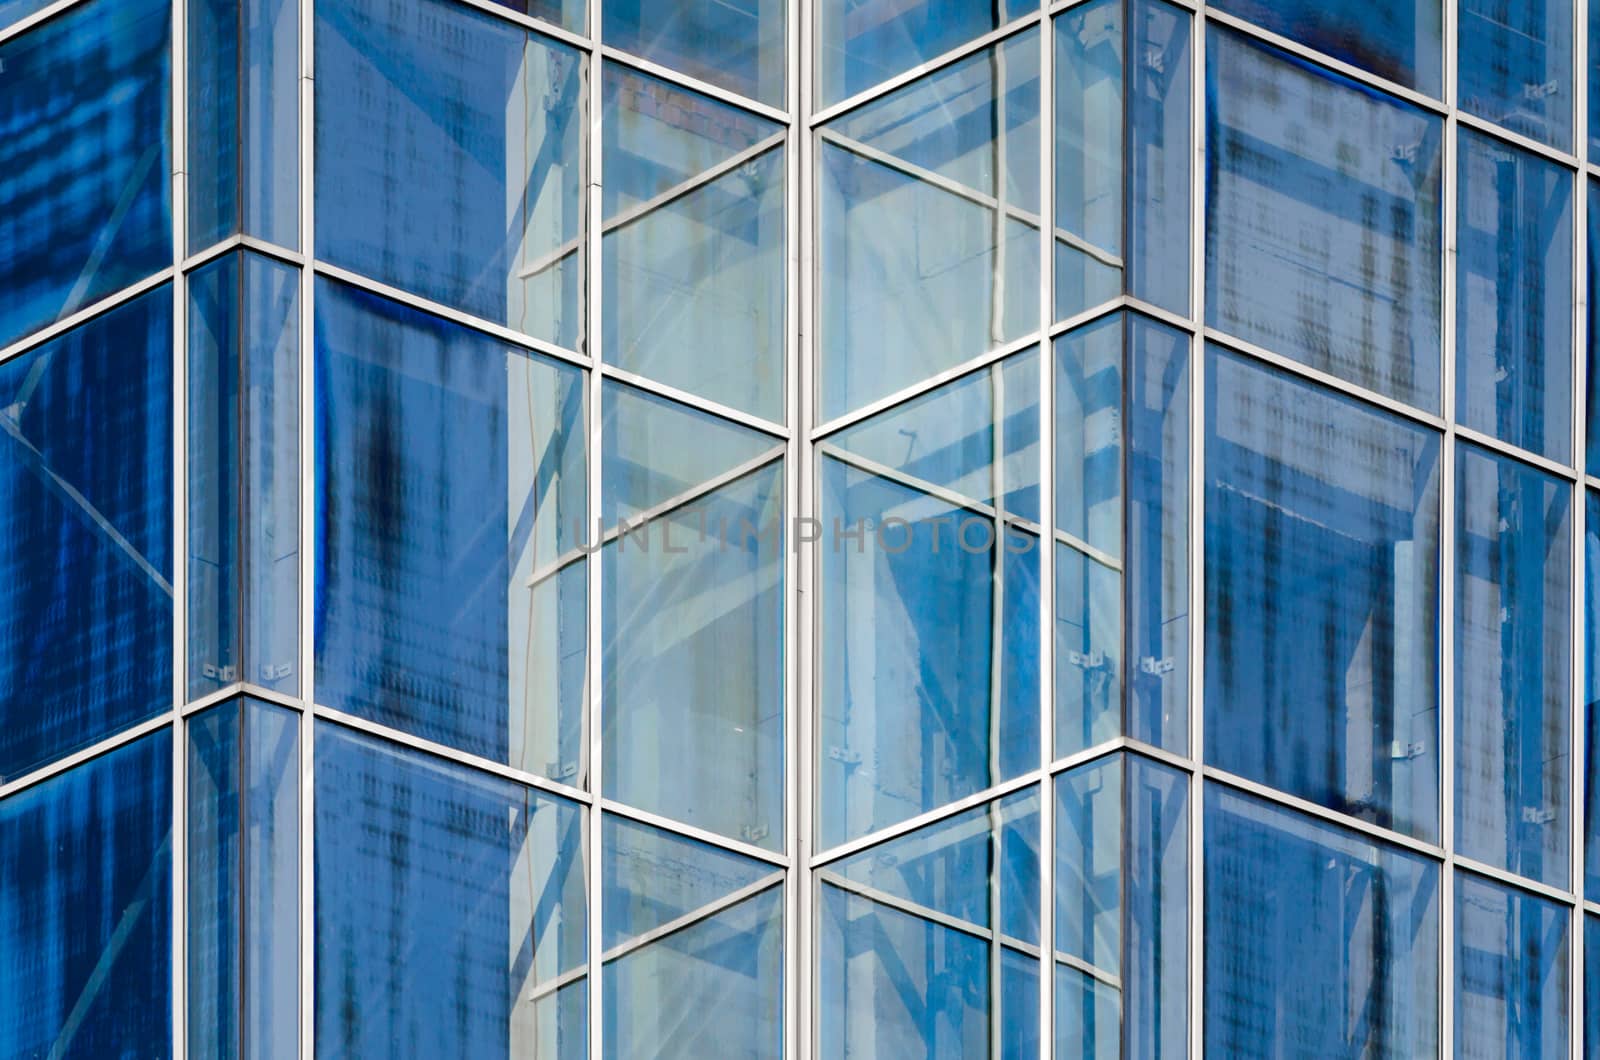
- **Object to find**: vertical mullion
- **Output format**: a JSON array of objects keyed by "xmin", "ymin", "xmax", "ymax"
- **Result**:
[
  {"xmin": 171, "ymin": 0, "xmax": 190, "ymax": 1051},
  {"xmin": 1037, "ymin": 5, "xmax": 1056, "ymax": 1060},
  {"xmin": 784, "ymin": 0, "xmax": 806, "ymax": 1051},
  {"xmin": 296, "ymin": 0, "xmax": 315, "ymax": 1049},
  {"xmin": 1440, "ymin": 0, "xmax": 1458, "ymax": 1047},
  {"xmin": 585, "ymin": 26, "xmax": 606, "ymax": 1060},
  {"xmin": 1570, "ymin": 0, "xmax": 1588, "ymax": 1051},
  {"xmin": 1186, "ymin": 6, "xmax": 1207, "ymax": 1059},
  {"xmin": 795, "ymin": 0, "xmax": 818, "ymax": 1051}
]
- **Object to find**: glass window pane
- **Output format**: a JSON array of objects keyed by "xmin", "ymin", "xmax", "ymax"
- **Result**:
[
  {"xmin": 315, "ymin": 724, "xmax": 586, "ymax": 1058},
  {"xmin": 189, "ymin": 251, "xmax": 301, "ymax": 699},
  {"xmin": 0, "ymin": 0, "xmax": 171, "ymax": 351},
  {"xmin": 0, "ymin": 730, "xmax": 172, "ymax": 1057},
  {"xmin": 1584, "ymin": 489, "xmax": 1600, "ymax": 897},
  {"xmin": 604, "ymin": 0, "xmax": 785, "ymax": 107},
  {"xmin": 316, "ymin": 0, "xmax": 585, "ymax": 351},
  {"xmin": 0, "ymin": 286, "xmax": 174, "ymax": 780},
  {"xmin": 1206, "ymin": 28, "xmax": 1443, "ymax": 411},
  {"xmin": 1587, "ymin": 915, "xmax": 1600, "ymax": 1059},
  {"xmin": 819, "ymin": 788, "xmax": 1040, "ymax": 1057},
  {"xmin": 602, "ymin": 817, "xmax": 783, "ymax": 1058},
  {"xmin": 1055, "ymin": 754, "xmax": 1188, "ymax": 1060},
  {"xmin": 818, "ymin": 0, "xmax": 1035, "ymax": 107},
  {"xmin": 188, "ymin": 698, "xmax": 299, "ymax": 1059},
  {"xmin": 1204, "ymin": 784, "xmax": 1440, "ymax": 1058},
  {"xmin": 1455, "ymin": 444, "xmax": 1570, "ymax": 886},
  {"xmin": 602, "ymin": 68, "xmax": 786, "ymax": 420},
  {"xmin": 1456, "ymin": 131, "xmax": 1573, "ymax": 463},
  {"xmin": 1458, "ymin": 0, "xmax": 1571, "ymax": 150},
  {"xmin": 486, "ymin": 0, "xmax": 583, "ymax": 34},
  {"xmin": 1205, "ymin": 348, "xmax": 1441, "ymax": 841},
  {"xmin": 1208, "ymin": 0, "xmax": 1441, "ymax": 95},
  {"xmin": 315, "ymin": 278, "xmax": 586, "ymax": 783},
  {"xmin": 820, "ymin": 30, "xmax": 1040, "ymax": 421},
  {"xmin": 1055, "ymin": 309, "xmax": 1194, "ymax": 754},
  {"xmin": 1587, "ymin": 181, "xmax": 1600, "ymax": 471},
  {"xmin": 1455, "ymin": 872, "xmax": 1569, "ymax": 1060},
  {"xmin": 1055, "ymin": 0, "xmax": 1192, "ymax": 319},
  {"xmin": 602, "ymin": 458, "xmax": 785, "ymax": 849},
  {"xmin": 0, "ymin": 1, "xmax": 53, "ymax": 30},
  {"xmin": 819, "ymin": 353, "xmax": 1040, "ymax": 849},
  {"xmin": 188, "ymin": 0, "xmax": 299, "ymax": 251}
]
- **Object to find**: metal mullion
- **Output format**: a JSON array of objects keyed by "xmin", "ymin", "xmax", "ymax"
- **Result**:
[
  {"xmin": 811, "ymin": 331, "xmax": 1044, "ymax": 440},
  {"xmin": 0, "ymin": 269, "xmax": 178, "ymax": 370},
  {"xmin": 599, "ymin": 363, "xmax": 789, "ymax": 440},
  {"xmin": 310, "ymin": 262, "xmax": 592, "ymax": 370},
  {"xmin": 450, "ymin": 0, "xmax": 592, "ymax": 52},
  {"xmin": 594, "ymin": 874, "xmax": 786, "ymax": 972},
  {"xmin": 1453, "ymin": 423, "xmax": 1580, "ymax": 481},
  {"xmin": 597, "ymin": 798, "xmax": 790, "ymax": 868},
  {"xmin": 1571, "ymin": 0, "xmax": 1589, "ymax": 1050},
  {"xmin": 599, "ymin": 44, "xmax": 789, "ymax": 124},
  {"xmin": 1203, "ymin": 765, "xmax": 1448, "ymax": 861},
  {"xmin": 181, "ymin": 681, "xmax": 308, "ymax": 717},
  {"xmin": 1187, "ymin": 7, "xmax": 1206, "ymax": 1058},
  {"xmin": 170, "ymin": 0, "xmax": 189, "ymax": 1047},
  {"xmin": 795, "ymin": 0, "xmax": 817, "ymax": 1047},
  {"xmin": 1203, "ymin": 7, "xmax": 1447, "ymax": 117},
  {"xmin": 814, "ymin": 441, "xmax": 1044, "ymax": 533},
  {"xmin": 585, "ymin": 31, "xmax": 605, "ymax": 1060},
  {"xmin": 809, "ymin": 771, "xmax": 1044, "ymax": 870},
  {"xmin": 1036, "ymin": 14, "xmax": 1056, "ymax": 1044},
  {"xmin": 783, "ymin": 0, "xmax": 803, "ymax": 1048},
  {"xmin": 808, "ymin": 12, "xmax": 1045, "ymax": 129},
  {"xmin": 1203, "ymin": 326, "xmax": 1451, "ymax": 430},
  {"xmin": 1439, "ymin": 0, "xmax": 1459, "ymax": 1038},
  {"xmin": 0, "ymin": 712, "xmax": 179, "ymax": 803},
  {"xmin": 296, "ymin": 0, "xmax": 315, "ymax": 1048},
  {"xmin": 1450, "ymin": 855, "xmax": 1578, "ymax": 907},
  {"xmin": 1456, "ymin": 109, "xmax": 1581, "ymax": 172}
]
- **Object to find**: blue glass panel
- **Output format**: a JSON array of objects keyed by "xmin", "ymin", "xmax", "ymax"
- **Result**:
[
  {"xmin": 1457, "ymin": 131, "xmax": 1573, "ymax": 462},
  {"xmin": 605, "ymin": 0, "xmax": 785, "ymax": 107},
  {"xmin": 315, "ymin": 723, "xmax": 586, "ymax": 1058},
  {"xmin": 1204, "ymin": 784, "xmax": 1440, "ymax": 1058},
  {"xmin": 1055, "ymin": 0, "xmax": 1192, "ymax": 319},
  {"xmin": 1585, "ymin": 489, "xmax": 1600, "ymax": 897},
  {"xmin": 602, "ymin": 462, "xmax": 785, "ymax": 848},
  {"xmin": 486, "ymin": 0, "xmax": 582, "ymax": 34},
  {"xmin": 820, "ymin": 30, "xmax": 1040, "ymax": 421},
  {"xmin": 1456, "ymin": 444, "xmax": 1570, "ymax": 886},
  {"xmin": 819, "ymin": 0, "xmax": 1036, "ymax": 107},
  {"xmin": 0, "ymin": 287, "xmax": 173, "ymax": 781},
  {"xmin": 602, "ymin": 68, "xmax": 785, "ymax": 420},
  {"xmin": 0, "ymin": 0, "xmax": 51, "ymax": 31},
  {"xmin": 189, "ymin": 252, "xmax": 300, "ymax": 699},
  {"xmin": 820, "ymin": 352, "xmax": 1041, "ymax": 847},
  {"xmin": 1055, "ymin": 754, "xmax": 1187, "ymax": 1060},
  {"xmin": 602, "ymin": 817, "xmax": 782, "ymax": 1058},
  {"xmin": 602, "ymin": 379, "xmax": 773, "ymax": 527},
  {"xmin": 189, "ymin": 699, "xmax": 299, "ymax": 1059},
  {"xmin": 316, "ymin": 0, "xmax": 584, "ymax": 351},
  {"xmin": 315, "ymin": 278, "xmax": 586, "ymax": 782},
  {"xmin": 819, "ymin": 788, "xmax": 1039, "ymax": 1057},
  {"xmin": 1208, "ymin": 0, "xmax": 1441, "ymax": 94},
  {"xmin": 830, "ymin": 348, "xmax": 1040, "ymax": 525},
  {"xmin": 1458, "ymin": 0, "xmax": 1571, "ymax": 150},
  {"xmin": 1206, "ymin": 28, "xmax": 1443, "ymax": 411},
  {"xmin": 188, "ymin": 0, "xmax": 299, "ymax": 251},
  {"xmin": 1456, "ymin": 872, "xmax": 1569, "ymax": 1060},
  {"xmin": 0, "ymin": 730, "xmax": 172, "ymax": 1057},
  {"xmin": 0, "ymin": 0, "xmax": 171, "ymax": 351},
  {"xmin": 1587, "ymin": 916, "xmax": 1600, "ymax": 1060},
  {"xmin": 1592, "ymin": 10, "xmax": 1600, "ymax": 160},
  {"xmin": 1588, "ymin": 181, "xmax": 1600, "ymax": 472},
  {"xmin": 1205, "ymin": 348, "xmax": 1441, "ymax": 840}
]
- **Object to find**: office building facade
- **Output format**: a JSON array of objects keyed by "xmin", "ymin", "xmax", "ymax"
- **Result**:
[{"xmin": 0, "ymin": 0, "xmax": 1597, "ymax": 1055}]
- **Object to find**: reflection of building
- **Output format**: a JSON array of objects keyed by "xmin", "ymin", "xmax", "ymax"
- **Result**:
[{"xmin": 0, "ymin": 0, "xmax": 1596, "ymax": 1056}]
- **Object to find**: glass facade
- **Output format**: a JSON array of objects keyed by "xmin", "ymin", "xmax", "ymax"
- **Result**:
[{"xmin": 4, "ymin": 0, "xmax": 1600, "ymax": 1057}]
